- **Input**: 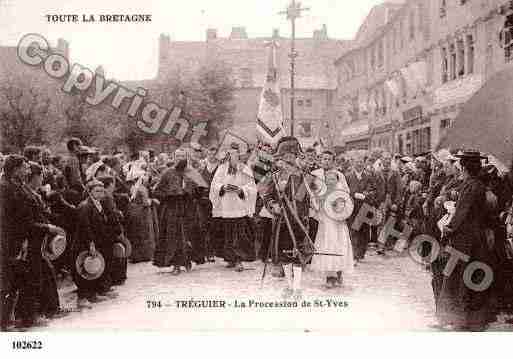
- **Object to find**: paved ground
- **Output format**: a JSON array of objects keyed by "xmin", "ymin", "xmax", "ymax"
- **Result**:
[{"xmin": 41, "ymin": 247, "xmax": 513, "ymax": 332}]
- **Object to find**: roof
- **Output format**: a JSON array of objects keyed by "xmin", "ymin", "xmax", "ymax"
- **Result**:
[
  {"xmin": 354, "ymin": 2, "xmax": 404, "ymax": 46},
  {"xmin": 335, "ymin": 1, "xmax": 407, "ymax": 66},
  {"xmin": 159, "ymin": 37, "xmax": 352, "ymax": 90}
]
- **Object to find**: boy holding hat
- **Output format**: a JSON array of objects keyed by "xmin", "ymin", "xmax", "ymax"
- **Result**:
[{"xmin": 72, "ymin": 179, "xmax": 117, "ymax": 309}]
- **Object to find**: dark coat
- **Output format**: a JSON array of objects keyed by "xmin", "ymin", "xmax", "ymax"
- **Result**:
[
  {"xmin": 102, "ymin": 194, "xmax": 126, "ymax": 284},
  {"xmin": 346, "ymin": 170, "xmax": 379, "ymax": 224},
  {"xmin": 152, "ymin": 167, "xmax": 204, "ymax": 267},
  {"xmin": 0, "ymin": 178, "xmax": 56, "ymax": 322},
  {"xmin": 126, "ymin": 186, "xmax": 158, "ymax": 263},
  {"xmin": 72, "ymin": 197, "xmax": 115, "ymax": 296},
  {"xmin": 374, "ymin": 170, "xmax": 403, "ymax": 208},
  {"xmin": 437, "ymin": 176, "xmax": 495, "ymax": 328},
  {"xmin": 63, "ymin": 154, "xmax": 84, "ymax": 194},
  {"xmin": 258, "ymin": 170, "xmax": 311, "ymax": 264}
]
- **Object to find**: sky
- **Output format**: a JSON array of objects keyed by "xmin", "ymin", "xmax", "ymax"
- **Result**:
[{"xmin": 0, "ymin": 0, "xmax": 398, "ymax": 81}]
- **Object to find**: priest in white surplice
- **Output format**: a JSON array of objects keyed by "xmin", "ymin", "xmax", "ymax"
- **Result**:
[{"xmin": 209, "ymin": 143, "xmax": 257, "ymax": 272}]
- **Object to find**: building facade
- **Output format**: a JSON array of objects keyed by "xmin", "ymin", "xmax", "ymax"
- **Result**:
[
  {"xmin": 334, "ymin": 0, "xmax": 513, "ymax": 155},
  {"xmin": 156, "ymin": 26, "xmax": 351, "ymax": 148}
]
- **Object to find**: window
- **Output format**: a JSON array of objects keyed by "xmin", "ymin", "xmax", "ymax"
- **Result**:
[
  {"xmin": 457, "ymin": 39, "xmax": 465, "ymax": 77},
  {"xmin": 305, "ymin": 99, "xmax": 312, "ymax": 107},
  {"xmin": 370, "ymin": 47, "xmax": 376, "ymax": 69},
  {"xmin": 449, "ymin": 44, "xmax": 456, "ymax": 80},
  {"xmin": 440, "ymin": 118, "xmax": 451, "ymax": 129},
  {"xmin": 409, "ymin": 11, "xmax": 415, "ymax": 40},
  {"xmin": 351, "ymin": 97, "xmax": 359, "ymax": 122},
  {"xmin": 422, "ymin": 127, "xmax": 431, "ymax": 153},
  {"xmin": 239, "ymin": 68, "xmax": 253, "ymax": 87},
  {"xmin": 441, "ymin": 47, "xmax": 448, "ymax": 83},
  {"xmin": 392, "ymin": 27, "xmax": 397, "ymax": 54},
  {"xmin": 440, "ymin": 0, "xmax": 447, "ymax": 18},
  {"xmin": 467, "ymin": 35, "xmax": 474, "ymax": 73},
  {"xmin": 298, "ymin": 122, "xmax": 312, "ymax": 137},
  {"xmin": 460, "ymin": 0, "xmax": 468, "ymax": 4},
  {"xmin": 503, "ymin": 15, "xmax": 513, "ymax": 63},
  {"xmin": 297, "ymin": 99, "xmax": 304, "ymax": 106},
  {"xmin": 399, "ymin": 19, "xmax": 404, "ymax": 49},
  {"xmin": 377, "ymin": 41, "xmax": 384, "ymax": 68}
]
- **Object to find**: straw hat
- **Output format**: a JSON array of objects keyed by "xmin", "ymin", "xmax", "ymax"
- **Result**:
[
  {"xmin": 41, "ymin": 234, "xmax": 67, "ymax": 261},
  {"xmin": 75, "ymin": 251, "xmax": 105, "ymax": 280},
  {"xmin": 454, "ymin": 150, "xmax": 487, "ymax": 160}
]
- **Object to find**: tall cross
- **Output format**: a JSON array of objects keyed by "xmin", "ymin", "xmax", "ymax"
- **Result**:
[
  {"xmin": 264, "ymin": 39, "xmax": 280, "ymax": 83},
  {"xmin": 279, "ymin": 0, "xmax": 310, "ymax": 137}
]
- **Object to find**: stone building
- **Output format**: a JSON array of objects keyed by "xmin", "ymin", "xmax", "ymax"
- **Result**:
[
  {"xmin": 156, "ymin": 26, "xmax": 351, "ymax": 149},
  {"xmin": 334, "ymin": 0, "xmax": 513, "ymax": 155}
]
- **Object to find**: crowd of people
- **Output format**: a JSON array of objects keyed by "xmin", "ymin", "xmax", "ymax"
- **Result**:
[{"xmin": 1, "ymin": 135, "xmax": 512, "ymax": 331}]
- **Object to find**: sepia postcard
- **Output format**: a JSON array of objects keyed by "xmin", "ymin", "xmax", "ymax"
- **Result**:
[{"xmin": 1, "ymin": 1, "xmax": 513, "ymax": 351}]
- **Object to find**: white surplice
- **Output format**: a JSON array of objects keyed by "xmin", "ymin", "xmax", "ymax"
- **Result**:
[{"xmin": 209, "ymin": 162, "xmax": 257, "ymax": 218}]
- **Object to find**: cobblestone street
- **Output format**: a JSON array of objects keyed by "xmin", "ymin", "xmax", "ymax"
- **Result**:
[
  {"xmin": 27, "ymin": 246, "xmax": 513, "ymax": 332},
  {"xmin": 42, "ymin": 248, "xmax": 434, "ymax": 332}
]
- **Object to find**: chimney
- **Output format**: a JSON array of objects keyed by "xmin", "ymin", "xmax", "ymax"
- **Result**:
[
  {"xmin": 272, "ymin": 28, "xmax": 280, "ymax": 39},
  {"xmin": 56, "ymin": 38, "xmax": 69, "ymax": 58},
  {"xmin": 230, "ymin": 26, "xmax": 247, "ymax": 39},
  {"xmin": 159, "ymin": 33, "xmax": 170, "ymax": 60},
  {"xmin": 95, "ymin": 66, "xmax": 105, "ymax": 76},
  {"xmin": 206, "ymin": 28, "xmax": 217, "ymax": 41},
  {"xmin": 313, "ymin": 24, "xmax": 328, "ymax": 40}
]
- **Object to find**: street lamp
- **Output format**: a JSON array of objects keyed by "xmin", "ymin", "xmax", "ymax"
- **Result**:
[{"xmin": 279, "ymin": 0, "xmax": 310, "ymax": 137}]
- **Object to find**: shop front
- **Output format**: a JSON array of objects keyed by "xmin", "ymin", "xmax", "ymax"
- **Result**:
[
  {"xmin": 345, "ymin": 134, "xmax": 370, "ymax": 151},
  {"xmin": 395, "ymin": 105, "xmax": 432, "ymax": 156},
  {"xmin": 370, "ymin": 122, "xmax": 394, "ymax": 153}
]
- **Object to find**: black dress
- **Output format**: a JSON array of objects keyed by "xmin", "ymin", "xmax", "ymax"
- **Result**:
[
  {"xmin": 152, "ymin": 167, "xmax": 204, "ymax": 268},
  {"xmin": 437, "ymin": 176, "xmax": 496, "ymax": 329}
]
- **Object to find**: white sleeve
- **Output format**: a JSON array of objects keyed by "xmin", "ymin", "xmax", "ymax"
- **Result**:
[{"xmin": 240, "ymin": 165, "xmax": 257, "ymax": 215}]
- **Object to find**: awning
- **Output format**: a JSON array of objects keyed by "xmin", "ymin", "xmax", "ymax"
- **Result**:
[
  {"xmin": 437, "ymin": 67, "xmax": 513, "ymax": 169},
  {"xmin": 433, "ymin": 74, "xmax": 484, "ymax": 109}
]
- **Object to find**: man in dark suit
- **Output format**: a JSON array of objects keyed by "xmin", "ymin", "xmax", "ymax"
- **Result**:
[
  {"xmin": 374, "ymin": 153, "xmax": 403, "ymax": 254},
  {"xmin": 1, "ymin": 155, "xmax": 65, "ymax": 330},
  {"xmin": 63, "ymin": 138, "xmax": 85, "ymax": 205},
  {"xmin": 346, "ymin": 157, "xmax": 378, "ymax": 262}
]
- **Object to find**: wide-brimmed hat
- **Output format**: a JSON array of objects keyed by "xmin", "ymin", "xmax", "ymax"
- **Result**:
[
  {"xmin": 77, "ymin": 146, "xmax": 95, "ymax": 156},
  {"xmin": 454, "ymin": 150, "xmax": 487, "ymax": 160},
  {"xmin": 190, "ymin": 142, "xmax": 203, "ymax": 151},
  {"xmin": 75, "ymin": 251, "xmax": 105, "ymax": 280},
  {"xmin": 275, "ymin": 136, "xmax": 302, "ymax": 157},
  {"xmin": 400, "ymin": 156, "xmax": 413, "ymax": 163},
  {"xmin": 432, "ymin": 149, "xmax": 457, "ymax": 163},
  {"xmin": 42, "ymin": 234, "xmax": 67, "ymax": 261}
]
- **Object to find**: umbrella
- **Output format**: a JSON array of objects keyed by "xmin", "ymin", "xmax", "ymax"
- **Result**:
[{"xmin": 437, "ymin": 65, "xmax": 513, "ymax": 170}]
